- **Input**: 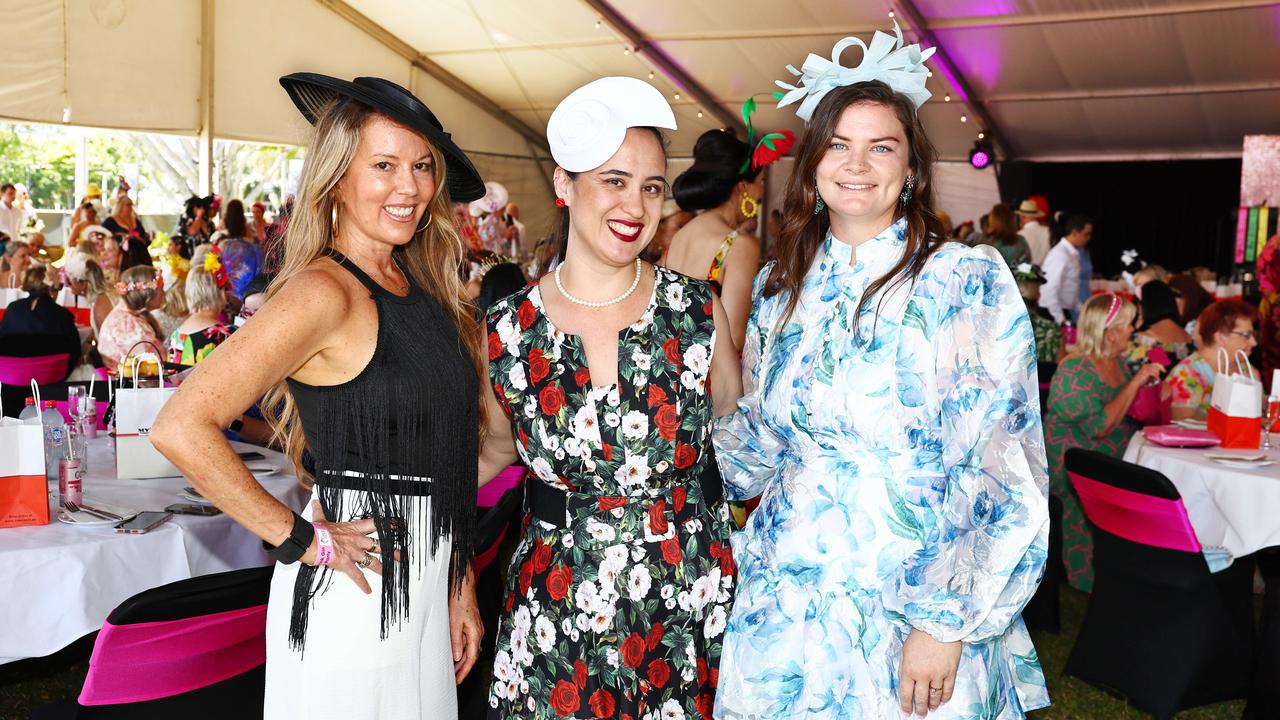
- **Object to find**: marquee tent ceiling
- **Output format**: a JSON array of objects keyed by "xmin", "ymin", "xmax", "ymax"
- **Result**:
[{"xmin": 2, "ymin": 0, "xmax": 1277, "ymax": 164}]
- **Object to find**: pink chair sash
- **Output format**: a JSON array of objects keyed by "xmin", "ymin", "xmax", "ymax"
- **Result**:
[
  {"xmin": 478, "ymin": 464, "xmax": 524, "ymax": 507},
  {"xmin": 0, "ymin": 354, "xmax": 69, "ymax": 385},
  {"xmin": 1068, "ymin": 471, "xmax": 1202, "ymax": 552},
  {"xmin": 78, "ymin": 605, "xmax": 266, "ymax": 706}
]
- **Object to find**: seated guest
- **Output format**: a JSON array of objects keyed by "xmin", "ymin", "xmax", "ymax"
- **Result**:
[
  {"xmin": 152, "ymin": 276, "xmax": 189, "ymax": 340},
  {"xmin": 1126, "ymin": 280, "xmax": 1193, "ymax": 371},
  {"xmin": 97, "ymin": 265, "xmax": 165, "ymax": 369},
  {"xmin": 1014, "ymin": 261, "xmax": 1063, "ymax": 364},
  {"xmin": 0, "ymin": 266, "xmax": 81, "ymax": 377},
  {"xmin": 1044, "ymin": 293, "xmax": 1165, "ymax": 592},
  {"xmin": 1, "ymin": 240, "xmax": 31, "ymax": 288},
  {"xmin": 1165, "ymin": 299, "xmax": 1259, "ymax": 421},
  {"xmin": 1167, "ymin": 273, "xmax": 1214, "ymax": 344},
  {"xmin": 167, "ymin": 265, "xmax": 235, "ymax": 365},
  {"xmin": 62, "ymin": 251, "xmax": 118, "ymax": 348},
  {"xmin": 117, "ymin": 232, "xmax": 154, "ymax": 273},
  {"xmin": 216, "ymin": 200, "xmax": 262, "ymax": 304}
]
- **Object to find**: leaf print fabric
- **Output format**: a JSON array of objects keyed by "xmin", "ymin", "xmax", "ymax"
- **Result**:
[
  {"xmin": 713, "ymin": 220, "xmax": 1050, "ymax": 719},
  {"xmin": 486, "ymin": 267, "xmax": 735, "ymax": 719}
]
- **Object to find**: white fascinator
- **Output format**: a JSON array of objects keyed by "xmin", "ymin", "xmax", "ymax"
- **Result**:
[
  {"xmin": 547, "ymin": 77, "xmax": 677, "ymax": 173},
  {"xmin": 775, "ymin": 21, "xmax": 936, "ymax": 123}
]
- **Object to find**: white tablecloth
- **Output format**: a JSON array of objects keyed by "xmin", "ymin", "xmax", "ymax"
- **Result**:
[
  {"xmin": 0, "ymin": 437, "xmax": 308, "ymax": 664},
  {"xmin": 1123, "ymin": 434, "xmax": 1280, "ymax": 560}
]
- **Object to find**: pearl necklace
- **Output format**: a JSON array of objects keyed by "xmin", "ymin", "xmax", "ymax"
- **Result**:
[{"xmin": 554, "ymin": 258, "xmax": 642, "ymax": 308}]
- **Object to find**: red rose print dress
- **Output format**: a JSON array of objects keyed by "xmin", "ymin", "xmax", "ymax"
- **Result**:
[{"xmin": 486, "ymin": 267, "xmax": 736, "ymax": 719}]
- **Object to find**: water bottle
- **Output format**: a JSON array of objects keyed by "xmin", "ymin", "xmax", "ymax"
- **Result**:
[
  {"xmin": 41, "ymin": 401, "xmax": 67, "ymax": 483},
  {"xmin": 18, "ymin": 397, "xmax": 40, "ymax": 424}
]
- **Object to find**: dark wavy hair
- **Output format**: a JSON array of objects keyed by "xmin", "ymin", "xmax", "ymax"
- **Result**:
[
  {"xmin": 1138, "ymin": 280, "xmax": 1181, "ymax": 329},
  {"xmin": 763, "ymin": 81, "xmax": 945, "ymax": 328},
  {"xmin": 671, "ymin": 129, "xmax": 761, "ymax": 212}
]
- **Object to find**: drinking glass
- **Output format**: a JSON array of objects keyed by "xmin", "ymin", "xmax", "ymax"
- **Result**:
[{"xmin": 1265, "ymin": 396, "xmax": 1280, "ymax": 451}]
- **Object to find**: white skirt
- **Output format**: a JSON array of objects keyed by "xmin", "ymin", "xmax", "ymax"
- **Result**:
[{"xmin": 264, "ymin": 488, "xmax": 456, "ymax": 720}]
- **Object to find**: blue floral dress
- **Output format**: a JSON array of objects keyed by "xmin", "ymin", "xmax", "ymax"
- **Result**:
[{"xmin": 713, "ymin": 220, "xmax": 1051, "ymax": 719}]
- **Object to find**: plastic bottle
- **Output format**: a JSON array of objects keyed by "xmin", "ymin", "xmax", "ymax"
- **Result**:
[
  {"xmin": 41, "ymin": 400, "xmax": 67, "ymax": 483},
  {"xmin": 18, "ymin": 397, "xmax": 40, "ymax": 425}
]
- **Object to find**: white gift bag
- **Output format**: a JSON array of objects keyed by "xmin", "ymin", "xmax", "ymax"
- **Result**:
[
  {"xmin": 0, "ymin": 381, "xmax": 50, "ymax": 528},
  {"xmin": 1208, "ymin": 349, "xmax": 1263, "ymax": 448},
  {"xmin": 115, "ymin": 363, "xmax": 180, "ymax": 479}
]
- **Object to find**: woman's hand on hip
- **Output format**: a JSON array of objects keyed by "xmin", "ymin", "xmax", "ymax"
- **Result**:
[
  {"xmin": 306, "ymin": 500, "xmax": 381, "ymax": 594},
  {"xmin": 898, "ymin": 628, "xmax": 962, "ymax": 717},
  {"xmin": 449, "ymin": 572, "xmax": 483, "ymax": 684}
]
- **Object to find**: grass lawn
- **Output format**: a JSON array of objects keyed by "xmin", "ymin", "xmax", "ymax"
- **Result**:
[{"xmin": 0, "ymin": 586, "xmax": 1249, "ymax": 719}]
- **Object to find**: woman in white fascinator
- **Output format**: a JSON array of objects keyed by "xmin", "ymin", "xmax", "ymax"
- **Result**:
[
  {"xmin": 712, "ymin": 23, "xmax": 1051, "ymax": 719},
  {"xmin": 476, "ymin": 76, "xmax": 743, "ymax": 719}
]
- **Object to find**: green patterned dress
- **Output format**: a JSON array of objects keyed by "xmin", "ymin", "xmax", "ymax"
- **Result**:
[
  {"xmin": 485, "ymin": 267, "xmax": 735, "ymax": 720},
  {"xmin": 1043, "ymin": 355, "xmax": 1139, "ymax": 592}
]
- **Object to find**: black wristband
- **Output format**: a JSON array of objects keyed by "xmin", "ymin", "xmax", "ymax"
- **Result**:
[
  {"xmin": 229, "ymin": 417, "xmax": 244, "ymax": 433},
  {"xmin": 263, "ymin": 512, "xmax": 314, "ymax": 565}
]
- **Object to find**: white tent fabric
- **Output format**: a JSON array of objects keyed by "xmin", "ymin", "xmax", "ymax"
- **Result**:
[{"xmin": 2, "ymin": 0, "xmax": 1277, "ymax": 228}]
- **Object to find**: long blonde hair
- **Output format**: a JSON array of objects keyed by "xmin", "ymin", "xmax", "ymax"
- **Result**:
[
  {"xmin": 1076, "ymin": 293, "xmax": 1136, "ymax": 359},
  {"xmin": 262, "ymin": 99, "xmax": 484, "ymax": 480}
]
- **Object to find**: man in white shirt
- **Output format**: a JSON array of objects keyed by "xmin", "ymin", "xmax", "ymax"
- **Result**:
[
  {"xmin": 1017, "ymin": 199, "xmax": 1052, "ymax": 265},
  {"xmin": 0, "ymin": 183, "xmax": 26, "ymax": 243},
  {"xmin": 1040, "ymin": 214, "xmax": 1093, "ymax": 323}
]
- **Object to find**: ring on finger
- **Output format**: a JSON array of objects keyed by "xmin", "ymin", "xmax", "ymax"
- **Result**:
[
  {"xmin": 929, "ymin": 687, "xmax": 943, "ymax": 695},
  {"xmin": 369, "ymin": 540, "xmax": 380, "ymax": 555},
  {"xmin": 356, "ymin": 554, "xmax": 373, "ymax": 569}
]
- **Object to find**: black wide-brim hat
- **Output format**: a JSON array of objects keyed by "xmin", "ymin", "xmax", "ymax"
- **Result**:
[{"xmin": 279, "ymin": 72, "xmax": 486, "ymax": 203}]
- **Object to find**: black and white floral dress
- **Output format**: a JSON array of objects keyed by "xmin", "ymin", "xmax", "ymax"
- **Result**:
[{"xmin": 486, "ymin": 267, "xmax": 736, "ymax": 719}]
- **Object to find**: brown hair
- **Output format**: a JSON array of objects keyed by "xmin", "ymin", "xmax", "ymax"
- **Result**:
[
  {"xmin": 762, "ymin": 81, "xmax": 946, "ymax": 329},
  {"xmin": 1167, "ymin": 273, "xmax": 1213, "ymax": 325},
  {"xmin": 987, "ymin": 203, "xmax": 1019, "ymax": 245},
  {"xmin": 223, "ymin": 199, "xmax": 247, "ymax": 239},
  {"xmin": 262, "ymin": 100, "xmax": 486, "ymax": 479},
  {"xmin": 1197, "ymin": 299, "xmax": 1256, "ymax": 347}
]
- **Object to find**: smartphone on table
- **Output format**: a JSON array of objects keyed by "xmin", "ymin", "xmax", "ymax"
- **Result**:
[
  {"xmin": 114, "ymin": 511, "xmax": 173, "ymax": 534},
  {"xmin": 166, "ymin": 503, "xmax": 223, "ymax": 516}
]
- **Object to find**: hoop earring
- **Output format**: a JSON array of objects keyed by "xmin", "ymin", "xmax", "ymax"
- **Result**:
[
  {"xmin": 330, "ymin": 204, "xmax": 338, "ymax": 237},
  {"xmin": 740, "ymin": 193, "xmax": 759, "ymax": 220},
  {"xmin": 416, "ymin": 211, "xmax": 433, "ymax": 233},
  {"xmin": 813, "ymin": 189, "xmax": 825, "ymax": 215},
  {"xmin": 899, "ymin": 175, "xmax": 915, "ymax": 207}
]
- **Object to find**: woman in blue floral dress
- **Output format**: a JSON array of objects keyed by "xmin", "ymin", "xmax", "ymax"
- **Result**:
[
  {"xmin": 477, "ymin": 77, "xmax": 741, "ymax": 720},
  {"xmin": 713, "ymin": 30, "xmax": 1050, "ymax": 720}
]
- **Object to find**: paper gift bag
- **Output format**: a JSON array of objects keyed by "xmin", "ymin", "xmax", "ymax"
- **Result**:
[
  {"xmin": 1208, "ymin": 349, "xmax": 1262, "ymax": 449},
  {"xmin": 0, "ymin": 382, "xmax": 50, "ymax": 528},
  {"xmin": 115, "ymin": 370, "xmax": 180, "ymax": 480}
]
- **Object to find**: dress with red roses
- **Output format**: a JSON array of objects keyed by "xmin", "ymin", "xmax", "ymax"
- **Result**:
[{"xmin": 486, "ymin": 267, "xmax": 736, "ymax": 719}]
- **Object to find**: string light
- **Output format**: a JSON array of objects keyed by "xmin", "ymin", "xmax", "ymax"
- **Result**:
[
  {"xmin": 888, "ymin": 10, "xmax": 895, "ymax": 18},
  {"xmin": 944, "ymin": 94, "xmax": 951, "ymax": 102},
  {"xmin": 977, "ymin": 132, "xmax": 985, "ymax": 139},
  {"xmin": 623, "ymin": 47, "xmax": 631, "ymax": 55},
  {"xmin": 960, "ymin": 115, "xmax": 968, "ymax": 122},
  {"xmin": 648, "ymin": 71, "xmax": 654, "ymax": 80},
  {"xmin": 927, "ymin": 70, "xmax": 933, "ymax": 78},
  {"xmin": 673, "ymin": 92, "xmax": 681, "ymax": 100},
  {"xmin": 697, "ymin": 111, "xmax": 704, "ymax": 118},
  {"xmin": 594, "ymin": 19, "xmax": 602, "ymax": 29}
]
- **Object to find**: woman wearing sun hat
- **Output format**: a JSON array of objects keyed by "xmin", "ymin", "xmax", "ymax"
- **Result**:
[
  {"xmin": 477, "ymin": 76, "xmax": 742, "ymax": 719},
  {"xmin": 152, "ymin": 73, "xmax": 488, "ymax": 719}
]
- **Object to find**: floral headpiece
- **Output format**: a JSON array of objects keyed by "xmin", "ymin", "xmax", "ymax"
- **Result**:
[
  {"xmin": 738, "ymin": 97, "xmax": 795, "ymax": 174},
  {"xmin": 203, "ymin": 245, "xmax": 229, "ymax": 288},
  {"xmin": 115, "ymin": 273, "xmax": 163, "ymax": 295},
  {"xmin": 774, "ymin": 20, "xmax": 935, "ymax": 122},
  {"xmin": 1012, "ymin": 262, "xmax": 1047, "ymax": 284},
  {"xmin": 117, "ymin": 175, "xmax": 131, "ymax": 192}
]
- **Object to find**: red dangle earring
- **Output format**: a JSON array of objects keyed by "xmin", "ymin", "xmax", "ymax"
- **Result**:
[{"xmin": 555, "ymin": 198, "xmax": 566, "ymax": 208}]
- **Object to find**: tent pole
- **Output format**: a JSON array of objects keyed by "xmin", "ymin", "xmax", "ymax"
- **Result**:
[
  {"xmin": 197, "ymin": 0, "xmax": 214, "ymax": 197},
  {"xmin": 582, "ymin": 0, "xmax": 742, "ymax": 134},
  {"xmin": 892, "ymin": 0, "xmax": 1014, "ymax": 160}
]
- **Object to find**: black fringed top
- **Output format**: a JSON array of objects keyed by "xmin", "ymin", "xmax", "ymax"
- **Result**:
[{"xmin": 284, "ymin": 250, "xmax": 478, "ymax": 649}]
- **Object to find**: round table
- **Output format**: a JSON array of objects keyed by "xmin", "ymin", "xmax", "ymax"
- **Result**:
[
  {"xmin": 1122, "ymin": 433, "xmax": 1280, "ymax": 560},
  {"xmin": 0, "ymin": 436, "xmax": 308, "ymax": 664}
]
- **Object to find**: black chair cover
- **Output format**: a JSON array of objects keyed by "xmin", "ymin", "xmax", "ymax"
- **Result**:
[{"xmin": 1063, "ymin": 449, "xmax": 1255, "ymax": 719}]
